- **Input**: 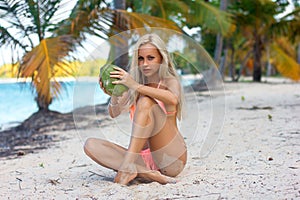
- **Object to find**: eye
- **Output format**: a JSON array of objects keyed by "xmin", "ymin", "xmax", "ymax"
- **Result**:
[
  {"xmin": 138, "ymin": 56, "xmax": 144, "ymax": 61},
  {"xmin": 147, "ymin": 56, "xmax": 155, "ymax": 60}
]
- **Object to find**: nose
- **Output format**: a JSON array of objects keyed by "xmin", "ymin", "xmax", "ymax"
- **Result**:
[{"xmin": 143, "ymin": 60, "xmax": 148, "ymax": 66}]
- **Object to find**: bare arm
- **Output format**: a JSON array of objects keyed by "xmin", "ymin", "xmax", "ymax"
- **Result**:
[
  {"xmin": 136, "ymin": 79, "xmax": 180, "ymax": 106},
  {"xmin": 99, "ymin": 76, "xmax": 129, "ymax": 118},
  {"xmin": 108, "ymin": 92, "xmax": 130, "ymax": 118}
]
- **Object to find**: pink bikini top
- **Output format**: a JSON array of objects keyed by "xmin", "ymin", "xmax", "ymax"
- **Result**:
[
  {"xmin": 129, "ymin": 81, "xmax": 177, "ymax": 120},
  {"xmin": 155, "ymin": 81, "xmax": 177, "ymax": 115}
]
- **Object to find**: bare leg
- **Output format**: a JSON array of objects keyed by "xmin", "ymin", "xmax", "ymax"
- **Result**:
[
  {"xmin": 84, "ymin": 138, "xmax": 175, "ymax": 184},
  {"xmin": 113, "ymin": 95, "xmax": 166, "ymax": 184},
  {"xmin": 84, "ymin": 96, "xmax": 186, "ymax": 185}
]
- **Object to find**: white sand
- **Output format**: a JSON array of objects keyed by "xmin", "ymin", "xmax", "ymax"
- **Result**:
[{"xmin": 0, "ymin": 79, "xmax": 299, "ymax": 199}]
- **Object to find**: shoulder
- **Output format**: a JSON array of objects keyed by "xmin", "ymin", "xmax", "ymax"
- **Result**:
[
  {"xmin": 162, "ymin": 77, "xmax": 181, "ymax": 95},
  {"xmin": 164, "ymin": 77, "xmax": 180, "ymax": 87}
]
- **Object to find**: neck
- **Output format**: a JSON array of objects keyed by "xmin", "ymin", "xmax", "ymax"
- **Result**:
[{"xmin": 146, "ymin": 75, "xmax": 160, "ymax": 84}]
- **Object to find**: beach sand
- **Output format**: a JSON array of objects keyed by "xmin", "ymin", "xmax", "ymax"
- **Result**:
[{"xmin": 0, "ymin": 79, "xmax": 299, "ymax": 199}]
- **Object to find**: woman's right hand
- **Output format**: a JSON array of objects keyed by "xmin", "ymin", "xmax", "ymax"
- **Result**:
[{"xmin": 99, "ymin": 77, "xmax": 111, "ymax": 96}]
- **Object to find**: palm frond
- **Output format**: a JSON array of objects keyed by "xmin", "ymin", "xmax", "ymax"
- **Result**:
[
  {"xmin": 0, "ymin": 0, "xmax": 35, "ymax": 48},
  {"xmin": 115, "ymin": 9, "xmax": 180, "ymax": 32},
  {"xmin": 135, "ymin": 0, "xmax": 189, "ymax": 22},
  {"xmin": 275, "ymin": 37, "xmax": 296, "ymax": 58},
  {"xmin": 269, "ymin": 6, "xmax": 300, "ymax": 42},
  {"xmin": 155, "ymin": 0, "xmax": 166, "ymax": 19},
  {"xmin": 186, "ymin": 0, "xmax": 234, "ymax": 36},
  {"xmin": 0, "ymin": 25, "xmax": 27, "ymax": 49},
  {"xmin": 271, "ymin": 43, "xmax": 300, "ymax": 81},
  {"xmin": 19, "ymin": 36, "xmax": 75, "ymax": 107}
]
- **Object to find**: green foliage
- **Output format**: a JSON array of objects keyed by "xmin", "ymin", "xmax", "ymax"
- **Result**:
[
  {"xmin": 227, "ymin": 0, "xmax": 300, "ymax": 81},
  {"xmin": 172, "ymin": 52, "xmax": 197, "ymax": 74},
  {"xmin": 128, "ymin": 0, "xmax": 234, "ymax": 36},
  {"xmin": 201, "ymin": 33, "xmax": 216, "ymax": 58},
  {"xmin": 184, "ymin": 0, "xmax": 234, "ymax": 36}
]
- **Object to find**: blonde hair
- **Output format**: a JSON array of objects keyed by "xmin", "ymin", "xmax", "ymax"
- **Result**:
[{"xmin": 129, "ymin": 33, "xmax": 184, "ymax": 120}]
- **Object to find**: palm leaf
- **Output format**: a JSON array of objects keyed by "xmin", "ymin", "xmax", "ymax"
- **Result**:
[
  {"xmin": 269, "ymin": 7, "xmax": 300, "ymax": 42},
  {"xmin": 271, "ymin": 43, "xmax": 300, "ymax": 81},
  {"xmin": 114, "ymin": 9, "xmax": 181, "ymax": 31},
  {"xmin": 0, "ymin": 0, "xmax": 33, "ymax": 49},
  {"xmin": 185, "ymin": 0, "xmax": 234, "ymax": 36},
  {"xmin": 154, "ymin": 0, "xmax": 166, "ymax": 19},
  {"xmin": 19, "ymin": 36, "xmax": 75, "ymax": 107},
  {"xmin": 275, "ymin": 37, "xmax": 296, "ymax": 58},
  {"xmin": 0, "ymin": 25, "xmax": 27, "ymax": 49}
]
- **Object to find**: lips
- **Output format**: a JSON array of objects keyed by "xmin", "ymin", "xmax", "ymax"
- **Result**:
[{"xmin": 143, "ymin": 68, "xmax": 151, "ymax": 73}]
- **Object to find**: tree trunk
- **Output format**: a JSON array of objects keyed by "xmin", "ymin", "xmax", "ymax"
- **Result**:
[
  {"xmin": 36, "ymin": 98, "xmax": 50, "ymax": 112},
  {"xmin": 229, "ymin": 43, "xmax": 235, "ymax": 81},
  {"xmin": 297, "ymin": 42, "xmax": 300, "ymax": 64},
  {"xmin": 253, "ymin": 31, "xmax": 262, "ymax": 82},
  {"xmin": 214, "ymin": 34, "xmax": 223, "ymax": 65},
  {"xmin": 111, "ymin": 0, "xmax": 129, "ymax": 70},
  {"xmin": 219, "ymin": 48, "xmax": 228, "ymax": 78},
  {"xmin": 35, "ymin": 82, "xmax": 51, "ymax": 111},
  {"xmin": 213, "ymin": 0, "xmax": 228, "ymax": 66},
  {"xmin": 266, "ymin": 44, "xmax": 273, "ymax": 77},
  {"xmin": 235, "ymin": 50, "xmax": 252, "ymax": 81}
]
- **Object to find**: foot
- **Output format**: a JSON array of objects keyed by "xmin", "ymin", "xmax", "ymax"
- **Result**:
[
  {"xmin": 114, "ymin": 170, "xmax": 138, "ymax": 185},
  {"xmin": 114, "ymin": 163, "xmax": 138, "ymax": 185},
  {"xmin": 139, "ymin": 170, "xmax": 177, "ymax": 184}
]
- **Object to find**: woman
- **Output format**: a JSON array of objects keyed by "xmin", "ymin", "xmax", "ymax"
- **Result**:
[{"xmin": 84, "ymin": 33, "xmax": 187, "ymax": 185}]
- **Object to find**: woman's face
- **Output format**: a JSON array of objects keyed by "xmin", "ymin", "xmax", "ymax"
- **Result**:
[{"xmin": 138, "ymin": 43, "xmax": 162, "ymax": 79}]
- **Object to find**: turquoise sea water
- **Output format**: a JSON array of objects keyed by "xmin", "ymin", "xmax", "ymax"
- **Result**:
[
  {"xmin": 0, "ymin": 76, "xmax": 196, "ymax": 130},
  {"xmin": 0, "ymin": 80, "xmax": 110, "ymax": 129}
]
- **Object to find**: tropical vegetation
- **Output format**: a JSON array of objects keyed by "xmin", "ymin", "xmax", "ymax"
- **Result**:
[
  {"xmin": 212, "ymin": 0, "xmax": 300, "ymax": 82},
  {"xmin": 0, "ymin": 0, "xmax": 299, "ymax": 114},
  {"xmin": 0, "ymin": 0, "xmax": 180, "ymax": 111},
  {"xmin": 0, "ymin": 0, "xmax": 232, "ymax": 112}
]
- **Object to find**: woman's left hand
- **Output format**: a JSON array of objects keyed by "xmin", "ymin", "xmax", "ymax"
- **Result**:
[{"xmin": 110, "ymin": 66, "xmax": 140, "ymax": 90}]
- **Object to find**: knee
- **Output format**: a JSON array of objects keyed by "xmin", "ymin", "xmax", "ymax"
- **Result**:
[
  {"xmin": 83, "ymin": 138, "xmax": 97, "ymax": 156},
  {"xmin": 136, "ymin": 96, "xmax": 155, "ymax": 111}
]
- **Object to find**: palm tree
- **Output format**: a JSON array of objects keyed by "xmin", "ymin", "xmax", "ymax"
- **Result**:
[
  {"xmin": 0, "ymin": 0, "xmax": 180, "ymax": 113},
  {"xmin": 229, "ymin": 0, "xmax": 300, "ymax": 82},
  {"xmin": 269, "ymin": 6, "xmax": 300, "ymax": 80}
]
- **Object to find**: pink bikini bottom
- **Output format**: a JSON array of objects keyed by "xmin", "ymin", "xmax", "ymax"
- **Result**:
[{"xmin": 140, "ymin": 148, "xmax": 159, "ymax": 171}]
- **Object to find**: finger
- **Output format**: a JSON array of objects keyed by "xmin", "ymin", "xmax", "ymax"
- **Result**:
[
  {"xmin": 110, "ymin": 71, "xmax": 120, "ymax": 75},
  {"xmin": 122, "ymin": 91, "xmax": 128, "ymax": 96},
  {"xmin": 112, "ymin": 80, "xmax": 122, "ymax": 84},
  {"xmin": 110, "ymin": 74, "xmax": 122, "ymax": 79},
  {"xmin": 113, "ymin": 66, "xmax": 124, "ymax": 72}
]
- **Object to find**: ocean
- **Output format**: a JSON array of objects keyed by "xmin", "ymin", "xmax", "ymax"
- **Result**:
[
  {"xmin": 0, "ymin": 75, "xmax": 197, "ymax": 130},
  {"xmin": 0, "ymin": 79, "xmax": 110, "ymax": 130}
]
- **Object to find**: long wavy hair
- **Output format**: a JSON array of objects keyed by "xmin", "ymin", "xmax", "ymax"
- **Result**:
[{"xmin": 129, "ymin": 33, "xmax": 184, "ymax": 120}]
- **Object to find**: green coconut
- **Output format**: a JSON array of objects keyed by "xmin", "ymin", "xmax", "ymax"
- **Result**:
[{"xmin": 100, "ymin": 64, "xmax": 128, "ymax": 96}]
